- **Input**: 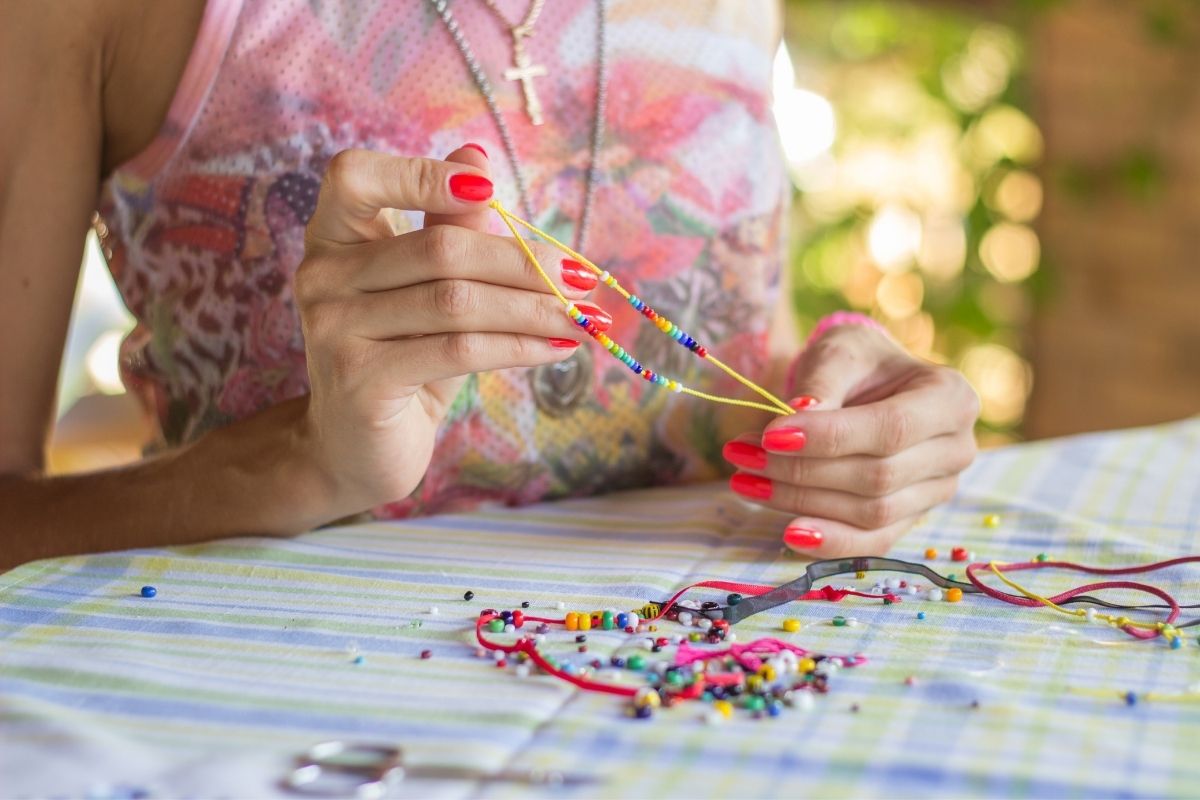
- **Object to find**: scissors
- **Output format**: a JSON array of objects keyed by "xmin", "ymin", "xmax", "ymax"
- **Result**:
[
  {"xmin": 671, "ymin": 556, "xmax": 1197, "ymax": 626},
  {"xmin": 282, "ymin": 741, "xmax": 598, "ymax": 798}
]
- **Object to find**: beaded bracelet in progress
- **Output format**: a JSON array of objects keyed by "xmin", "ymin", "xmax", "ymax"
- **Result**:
[{"xmin": 490, "ymin": 200, "xmax": 795, "ymax": 416}]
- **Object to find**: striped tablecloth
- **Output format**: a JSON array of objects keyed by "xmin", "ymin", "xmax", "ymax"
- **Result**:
[{"xmin": 3, "ymin": 418, "xmax": 1199, "ymax": 799}]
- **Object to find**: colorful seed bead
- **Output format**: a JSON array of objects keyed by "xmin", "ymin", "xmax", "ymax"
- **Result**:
[
  {"xmin": 946, "ymin": 588, "xmax": 964, "ymax": 602},
  {"xmin": 782, "ymin": 619, "xmax": 801, "ymax": 633},
  {"xmin": 924, "ymin": 548, "xmax": 938, "ymax": 560},
  {"xmin": 488, "ymin": 619, "xmax": 504, "ymax": 633},
  {"xmin": 578, "ymin": 613, "xmax": 592, "ymax": 631},
  {"xmin": 602, "ymin": 611, "xmax": 615, "ymax": 630},
  {"xmin": 983, "ymin": 513, "xmax": 1001, "ymax": 528}
]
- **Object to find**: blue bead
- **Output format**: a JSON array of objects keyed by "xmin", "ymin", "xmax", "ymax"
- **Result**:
[
  {"xmin": 616, "ymin": 613, "xmax": 629, "ymax": 628},
  {"xmin": 1124, "ymin": 691, "xmax": 1137, "ymax": 706},
  {"xmin": 140, "ymin": 586, "xmax": 157, "ymax": 598},
  {"xmin": 768, "ymin": 702, "xmax": 783, "ymax": 717},
  {"xmin": 635, "ymin": 705, "xmax": 653, "ymax": 719},
  {"xmin": 352, "ymin": 655, "xmax": 365, "ymax": 665},
  {"xmin": 916, "ymin": 611, "xmax": 926, "ymax": 620},
  {"xmin": 1170, "ymin": 637, "xmax": 1182, "ymax": 649}
]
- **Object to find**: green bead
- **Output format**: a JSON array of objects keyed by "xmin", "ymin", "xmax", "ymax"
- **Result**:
[
  {"xmin": 689, "ymin": 632, "xmax": 703, "ymax": 642},
  {"xmin": 602, "ymin": 611, "xmax": 615, "ymax": 630},
  {"xmin": 488, "ymin": 619, "xmax": 504, "ymax": 633},
  {"xmin": 627, "ymin": 654, "xmax": 646, "ymax": 670},
  {"xmin": 832, "ymin": 616, "xmax": 847, "ymax": 627},
  {"xmin": 1036, "ymin": 553, "xmax": 1049, "ymax": 562},
  {"xmin": 727, "ymin": 593, "xmax": 743, "ymax": 606},
  {"xmin": 667, "ymin": 671, "xmax": 684, "ymax": 686},
  {"xmin": 744, "ymin": 695, "xmax": 767, "ymax": 711}
]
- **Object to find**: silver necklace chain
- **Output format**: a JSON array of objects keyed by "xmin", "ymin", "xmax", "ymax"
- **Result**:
[{"xmin": 428, "ymin": 0, "xmax": 608, "ymax": 252}]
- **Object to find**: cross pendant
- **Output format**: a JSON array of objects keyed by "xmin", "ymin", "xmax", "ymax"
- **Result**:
[{"xmin": 504, "ymin": 37, "xmax": 548, "ymax": 126}]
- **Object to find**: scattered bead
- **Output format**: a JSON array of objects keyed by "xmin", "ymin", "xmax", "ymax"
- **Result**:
[
  {"xmin": 924, "ymin": 548, "xmax": 938, "ymax": 560},
  {"xmin": 696, "ymin": 618, "xmax": 713, "ymax": 631},
  {"xmin": 855, "ymin": 571, "xmax": 867, "ymax": 579},
  {"xmin": 521, "ymin": 601, "xmax": 531, "ymax": 608},
  {"xmin": 970, "ymin": 700, "xmax": 980, "ymax": 709},
  {"xmin": 420, "ymin": 650, "xmax": 432, "ymax": 660},
  {"xmin": 928, "ymin": 588, "xmax": 944, "ymax": 602},
  {"xmin": 727, "ymin": 593, "xmax": 743, "ymax": 606},
  {"xmin": 139, "ymin": 586, "xmax": 157, "ymax": 598},
  {"xmin": 556, "ymin": 601, "xmax": 566, "ymax": 611},
  {"xmin": 1170, "ymin": 637, "xmax": 1182, "ymax": 650},
  {"xmin": 946, "ymin": 588, "xmax": 963, "ymax": 603},
  {"xmin": 677, "ymin": 611, "xmax": 694, "ymax": 627},
  {"xmin": 983, "ymin": 513, "xmax": 1001, "ymax": 528},
  {"xmin": 916, "ymin": 612, "xmax": 926, "ymax": 620},
  {"xmin": 627, "ymin": 654, "xmax": 646, "ymax": 670},
  {"xmin": 515, "ymin": 663, "xmax": 531, "ymax": 679},
  {"xmin": 951, "ymin": 547, "xmax": 968, "ymax": 562},
  {"xmin": 832, "ymin": 616, "xmax": 847, "ymax": 627},
  {"xmin": 1035, "ymin": 553, "xmax": 1048, "ymax": 563},
  {"xmin": 793, "ymin": 691, "xmax": 815, "ymax": 711},
  {"xmin": 782, "ymin": 619, "xmax": 801, "ymax": 633},
  {"xmin": 850, "ymin": 703, "xmax": 860, "ymax": 713},
  {"xmin": 634, "ymin": 688, "xmax": 661, "ymax": 708},
  {"xmin": 904, "ymin": 676, "xmax": 916, "ymax": 686},
  {"xmin": 428, "ymin": 606, "xmax": 439, "ymax": 615},
  {"xmin": 634, "ymin": 705, "xmax": 653, "ymax": 719},
  {"xmin": 1124, "ymin": 691, "xmax": 1137, "ymax": 706},
  {"xmin": 463, "ymin": 590, "xmax": 475, "ymax": 601},
  {"xmin": 845, "ymin": 618, "xmax": 859, "ymax": 627}
]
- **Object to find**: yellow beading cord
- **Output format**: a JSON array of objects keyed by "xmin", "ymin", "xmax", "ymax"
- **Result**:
[
  {"xmin": 491, "ymin": 200, "xmax": 794, "ymax": 416},
  {"xmin": 986, "ymin": 562, "xmax": 1177, "ymax": 639}
]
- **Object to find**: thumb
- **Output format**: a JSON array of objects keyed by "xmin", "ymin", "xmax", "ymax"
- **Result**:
[
  {"xmin": 423, "ymin": 143, "xmax": 494, "ymax": 232},
  {"xmin": 783, "ymin": 335, "xmax": 880, "ymax": 412}
]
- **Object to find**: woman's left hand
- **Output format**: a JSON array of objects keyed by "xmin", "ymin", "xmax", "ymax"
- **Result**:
[{"xmin": 722, "ymin": 323, "xmax": 980, "ymax": 557}]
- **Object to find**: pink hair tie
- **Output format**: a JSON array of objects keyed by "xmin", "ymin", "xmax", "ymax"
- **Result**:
[{"xmin": 805, "ymin": 310, "xmax": 887, "ymax": 348}]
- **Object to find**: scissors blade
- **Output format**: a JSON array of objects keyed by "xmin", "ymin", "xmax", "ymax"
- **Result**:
[{"xmin": 403, "ymin": 765, "xmax": 599, "ymax": 787}]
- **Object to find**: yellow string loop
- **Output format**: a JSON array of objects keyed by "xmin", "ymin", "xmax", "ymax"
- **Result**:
[{"xmin": 490, "ymin": 200, "xmax": 794, "ymax": 416}]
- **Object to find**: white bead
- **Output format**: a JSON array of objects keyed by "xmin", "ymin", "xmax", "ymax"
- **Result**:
[
  {"xmin": 968, "ymin": 552, "xmax": 977, "ymax": 561},
  {"xmin": 697, "ymin": 618, "xmax": 713, "ymax": 631},
  {"xmin": 885, "ymin": 577, "xmax": 902, "ymax": 590},
  {"xmin": 845, "ymin": 618, "xmax": 859, "ymax": 627},
  {"xmin": 906, "ymin": 585, "xmax": 918, "ymax": 595},
  {"xmin": 641, "ymin": 638, "xmax": 654, "ymax": 651},
  {"xmin": 928, "ymin": 588, "xmax": 944, "ymax": 602},
  {"xmin": 492, "ymin": 650, "xmax": 505, "ymax": 661},
  {"xmin": 556, "ymin": 601, "xmax": 566, "ymax": 611},
  {"xmin": 677, "ymin": 611, "xmax": 694, "ymax": 627},
  {"xmin": 1084, "ymin": 608, "xmax": 1096, "ymax": 623},
  {"xmin": 794, "ymin": 691, "xmax": 815, "ymax": 711},
  {"xmin": 704, "ymin": 710, "xmax": 726, "ymax": 725},
  {"xmin": 503, "ymin": 623, "xmax": 515, "ymax": 633},
  {"xmin": 515, "ymin": 663, "xmax": 531, "ymax": 678},
  {"xmin": 428, "ymin": 606, "xmax": 439, "ymax": 615},
  {"xmin": 627, "ymin": 612, "xmax": 639, "ymax": 628},
  {"xmin": 726, "ymin": 631, "xmax": 737, "ymax": 642},
  {"xmin": 673, "ymin": 635, "xmax": 685, "ymax": 645}
]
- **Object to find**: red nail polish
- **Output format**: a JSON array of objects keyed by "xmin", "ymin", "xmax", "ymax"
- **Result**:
[
  {"xmin": 722, "ymin": 441, "xmax": 767, "ymax": 471},
  {"xmin": 561, "ymin": 259, "xmax": 598, "ymax": 291},
  {"xmin": 762, "ymin": 427, "xmax": 807, "ymax": 452},
  {"xmin": 549, "ymin": 338, "xmax": 581, "ymax": 349},
  {"xmin": 783, "ymin": 525, "xmax": 823, "ymax": 550},
  {"xmin": 788, "ymin": 396, "xmax": 819, "ymax": 410},
  {"xmin": 462, "ymin": 142, "xmax": 488, "ymax": 158},
  {"xmin": 574, "ymin": 302, "xmax": 612, "ymax": 332},
  {"xmin": 449, "ymin": 173, "xmax": 493, "ymax": 201},
  {"xmin": 730, "ymin": 473, "xmax": 773, "ymax": 501}
]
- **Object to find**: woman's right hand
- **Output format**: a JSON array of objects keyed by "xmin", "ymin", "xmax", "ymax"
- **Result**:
[{"xmin": 294, "ymin": 146, "xmax": 606, "ymax": 517}]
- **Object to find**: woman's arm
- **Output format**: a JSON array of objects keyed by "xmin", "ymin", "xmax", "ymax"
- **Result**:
[{"xmin": 0, "ymin": 4, "xmax": 332, "ymax": 570}]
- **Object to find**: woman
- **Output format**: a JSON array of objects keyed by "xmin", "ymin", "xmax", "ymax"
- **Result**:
[{"xmin": 0, "ymin": 0, "xmax": 980, "ymax": 571}]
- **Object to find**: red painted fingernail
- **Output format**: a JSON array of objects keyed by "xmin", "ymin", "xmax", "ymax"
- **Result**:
[
  {"xmin": 449, "ymin": 173, "xmax": 493, "ymax": 201},
  {"xmin": 561, "ymin": 259, "xmax": 598, "ymax": 291},
  {"xmin": 783, "ymin": 525, "xmax": 824, "ymax": 550},
  {"xmin": 788, "ymin": 396, "xmax": 820, "ymax": 410},
  {"xmin": 762, "ymin": 427, "xmax": 807, "ymax": 452},
  {"xmin": 462, "ymin": 142, "xmax": 488, "ymax": 158},
  {"xmin": 574, "ymin": 302, "xmax": 612, "ymax": 332},
  {"xmin": 722, "ymin": 441, "xmax": 767, "ymax": 470},
  {"xmin": 730, "ymin": 473, "xmax": 773, "ymax": 501},
  {"xmin": 548, "ymin": 338, "xmax": 581, "ymax": 349}
]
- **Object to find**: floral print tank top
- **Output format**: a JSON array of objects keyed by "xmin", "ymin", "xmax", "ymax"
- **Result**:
[{"xmin": 95, "ymin": 0, "xmax": 787, "ymax": 517}]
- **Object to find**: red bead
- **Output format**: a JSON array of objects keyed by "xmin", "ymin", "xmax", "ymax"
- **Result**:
[
  {"xmin": 420, "ymin": 649, "xmax": 433, "ymax": 659},
  {"xmin": 655, "ymin": 637, "xmax": 669, "ymax": 647},
  {"xmin": 695, "ymin": 346, "xmax": 708, "ymax": 358},
  {"xmin": 495, "ymin": 659, "xmax": 507, "ymax": 668},
  {"xmin": 512, "ymin": 610, "xmax": 524, "ymax": 628},
  {"xmin": 625, "ymin": 626, "xmax": 635, "ymax": 633},
  {"xmin": 578, "ymin": 645, "xmax": 588, "ymax": 653},
  {"xmin": 951, "ymin": 547, "xmax": 968, "ymax": 562}
]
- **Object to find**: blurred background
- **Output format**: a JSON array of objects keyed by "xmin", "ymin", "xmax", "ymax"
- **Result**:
[{"xmin": 50, "ymin": 0, "xmax": 1200, "ymax": 471}]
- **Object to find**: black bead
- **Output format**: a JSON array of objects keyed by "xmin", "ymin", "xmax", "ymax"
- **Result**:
[
  {"xmin": 521, "ymin": 601, "xmax": 531, "ymax": 608},
  {"xmin": 463, "ymin": 590, "xmax": 475, "ymax": 601}
]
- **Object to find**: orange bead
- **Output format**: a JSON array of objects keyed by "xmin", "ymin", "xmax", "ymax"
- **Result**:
[
  {"xmin": 565, "ymin": 612, "xmax": 580, "ymax": 631},
  {"xmin": 946, "ymin": 588, "xmax": 963, "ymax": 603},
  {"xmin": 924, "ymin": 548, "xmax": 938, "ymax": 560}
]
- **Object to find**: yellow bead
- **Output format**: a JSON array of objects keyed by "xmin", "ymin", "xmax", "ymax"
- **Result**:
[
  {"xmin": 596, "ymin": 333, "xmax": 611, "ymax": 347},
  {"xmin": 946, "ymin": 588, "xmax": 963, "ymax": 603},
  {"xmin": 782, "ymin": 618, "xmax": 801, "ymax": 633},
  {"xmin": 757, "ymin": 665, "xmax": 776, "ymax": 682},
  {"xmin": 924, "ymin": 548, "xmax": 938, "ymax": 560},
  {"xmin": 746, "ymin": 675, "xmax": 763, "ymax": 692},
  {"xmin": 855, "ymin": 571, "xmax": 866, "ymax": 579},
  {"xmin": 983, "ymin": 514, "xmax": 1001, "ymax": 528},
  {"xmin": 714, "ymin": 700, "xmax": 734, "ymax": 718},
  {"xmin": 799, "ymin": 657, "xmax": 816, "ymax": 673},
  {"xmin": 635, "ymin": 688, "xmax": 661, "ymax": 708},
  {"xmin": 578, "ymin": 612, "xmax": 592, "ymax": 631}
]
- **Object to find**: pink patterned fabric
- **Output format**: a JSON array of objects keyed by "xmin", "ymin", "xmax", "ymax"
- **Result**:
[{"xmin": 95, "ymin": 0, "xmax": 788, "ymax": 517}]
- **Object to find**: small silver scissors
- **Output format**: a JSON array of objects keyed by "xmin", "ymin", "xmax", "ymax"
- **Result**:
[{"xmin": 282, "ymin": 741, "xmax": 597, "ymax": 798}]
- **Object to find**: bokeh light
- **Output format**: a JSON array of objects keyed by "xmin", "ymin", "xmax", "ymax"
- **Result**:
[{"xmin": 980, "ymin": 223, "xmax": 1040, "ymax": 283}]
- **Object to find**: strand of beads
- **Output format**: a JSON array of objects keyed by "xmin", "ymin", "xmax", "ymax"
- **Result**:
[{"xmin": 490, "ymin": 201, "xmax": 794, "ymax": 416}]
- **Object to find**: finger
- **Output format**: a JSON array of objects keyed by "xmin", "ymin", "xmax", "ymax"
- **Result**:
[
  {"xmin": 308, "ymin": 149, "xmax": 494, "ymax": 245},
  {"xmin": 344, "ymin": 227, "xmax": 594, "ymax": 300},
  {"xmin": 424, "ymin": 144, "xmax": 494, "ymax": 232},
  {"xmin": 780, "ymin": 515, "xmax": 919, "ymax": 558},
  {"xmin": 364, "ymin": 332, "xmax": 582, "ymax": 387},
  {"xmin": 729, "ymin": 471, "xmax": 958, "ymax": 530},
  {"xmin": 763, "ymin": 368, "xmax": 977, "ymax": 458},
  {"xmin": 723, "ymin": 430, "xmax": 977, "ymax": 498},
  {"xmin": 786, "ymin": 325, "xmax": 889, "ymax": 409},
  {"xmin": 343, "ymin": 280, "xmax": 610, "ymax": 341}
]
